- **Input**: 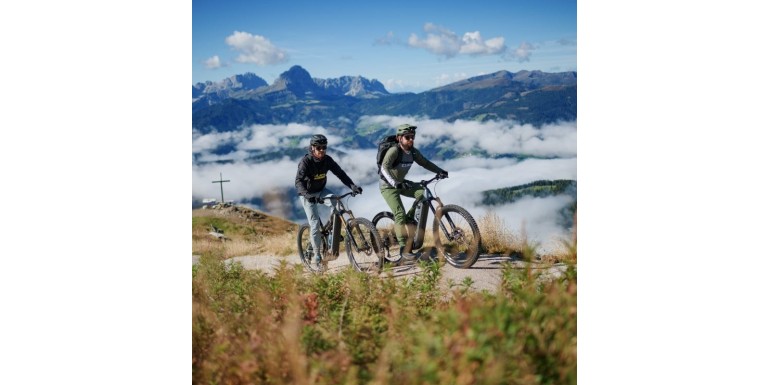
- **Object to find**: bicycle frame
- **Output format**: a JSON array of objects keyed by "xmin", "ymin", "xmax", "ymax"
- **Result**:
[
  {"xmin": 316, "ymin": 192, "xmax": 368, "ymax": 260},
  {"xmin": 406, "ymin": 176, "xmax": 458, "ymax": 250},
  {"xmin": 299, "ymin": 191, "xmax": 385, "ymax": 273}
]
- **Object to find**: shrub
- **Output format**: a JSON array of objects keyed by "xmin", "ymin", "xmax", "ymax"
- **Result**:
[{"xmin": 193, "ymin": 258, "xmax": 577, "ymax": 384}]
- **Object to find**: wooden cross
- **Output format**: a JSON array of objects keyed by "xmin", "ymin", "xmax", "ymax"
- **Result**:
[{"xmin": 211, "ymin": 172, "xmax": 231, "ymax": 203}]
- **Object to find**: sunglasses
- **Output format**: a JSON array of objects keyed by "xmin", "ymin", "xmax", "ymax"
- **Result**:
[
  {"xmin": 403, "ymin": 135, "xmax": 415, "ymax": 141},
  {"xmin": 314, "ymin": 146, "xmax": 327, "ymax": 150}
]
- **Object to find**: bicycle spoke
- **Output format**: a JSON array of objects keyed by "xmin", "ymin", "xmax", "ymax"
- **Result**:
[
  {"xmin": 346, "ymin": 218, "xmax": 383, "ymax": 273},
  {"xmin": 296, "ymin": 224, "xmax": 314, "ymax": 270},
  {"xmin": 433, "ymin": 205, "xmax": 481, "ymax": 268},
  {"xmin": 373, "ymin": 212, "xmax": 401, "ymax": 263}
]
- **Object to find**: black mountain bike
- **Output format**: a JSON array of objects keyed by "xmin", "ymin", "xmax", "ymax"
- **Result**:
[
  {"xmin": 372, "ymin": 175, "xmax": 482, "ymax": 268},
  {"xmin": 297, "ymin": 192, "xmax": 384, "ymax": 273}
]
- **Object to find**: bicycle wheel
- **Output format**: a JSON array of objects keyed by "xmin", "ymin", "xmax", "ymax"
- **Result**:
[
  {"xmin": 372, "ymin": 211, "xmax": 401, "ymax": 263},
  {"xmin": 433, "ymin": 204, "xmax": 481, "ymax": 268},
  {"xmin": 346, "ymin": 217, "xmax": 384, "ymax": 273},
  {"xmin": 297, "ymin": 224, "xmax": 327, "ymax": 271}
]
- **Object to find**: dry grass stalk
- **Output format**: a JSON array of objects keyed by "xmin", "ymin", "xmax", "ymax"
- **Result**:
[{"xmin": 478, "ymin": 211, "xmax": 518, "ymax": 255}]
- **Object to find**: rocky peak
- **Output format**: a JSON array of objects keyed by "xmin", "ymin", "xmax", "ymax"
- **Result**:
[
  {"xmin": 270, "ymin": 65, "xmax": 323, "ymax": 96},
  {"xmin": 222, "ymin": 73, "xmax": 268, "ymax": 90},
  {"xmin": 315, "ymin": 75, "xmax": 389, "ymax": 98},
  {"xmin": 193, "ymin": 73, "xmax": 268, "ymax": 100}
]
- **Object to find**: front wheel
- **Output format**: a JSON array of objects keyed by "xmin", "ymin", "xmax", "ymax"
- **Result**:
[
  {"xmin": 297, "ymin": 224, "xmax": 327, "ymax": 271},
  {"xmin": 346, "ymin": 217, "xmax": 384, "ymax": 273},
  {"xmin": 433, "ymin": 204, "xmax": 481, "ymax": 268}
]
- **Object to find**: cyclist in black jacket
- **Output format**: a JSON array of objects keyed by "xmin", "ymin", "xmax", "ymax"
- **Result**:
[{"xmin": 295, "ymin": 134, "xmax": 362, "ymax": 271}]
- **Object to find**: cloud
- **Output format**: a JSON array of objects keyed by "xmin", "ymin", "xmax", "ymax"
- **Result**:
[
  {"xmin": 408, "ymin": 23, "xmax": 506, "ymax": 59},
  {"xmin": 359, "ymin": 115, "xmax": 577, "ymax": 158},
  {"xmin": 510, "ymin": 42, "xmax": 535, "ymax": 62},
  {"xmin": 405, "ymin": 24, "xmax": 535, "ymax": 64},
  {"xmin": 225, "ymin": 31, "xmax": 288, "ymax": 65},
  {"xmin": 459, "ymin": 31, "xmax": 506, "ymax": 55},
  {"xmin": 192, "ymin": 123, "xmax": 342, "ymax": 163},
  {"xmin": 435, "ymin": 72, "xmax": 468, "ymax": 87},
  {"xmin": 374, "ymin": 31, "xmax": 399, "ymax": 46},
  {"xmin": 203, "ymin": 55, "xmax": 223, "ymax": 69},
  {"xmin": 192, "ymin": 129, "xmax": 248, "ymax": 153},
  {"xmin": 192, "ymin": 116, "xmax": 577, "ymax": 248},
  {"xmin": 383, "ymin": 78, "xmax": 425, "ymax": 93},
  {"xmin": 193, "ymin": 157, "xmax": 299, "ymax": 201},
  {"xmin": 471, "ymin": 195, "xmax": 576, "ymax": 252}
]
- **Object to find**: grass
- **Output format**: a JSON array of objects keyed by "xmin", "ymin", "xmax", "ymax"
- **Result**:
[
  {"xmin": 193, "ymin": 256, "xmax": 577, "ymax": 384},
  {"xmin": 192, "ymin": 205, "xmax": 577, "ymax": 384},
  {"xmin": 478, "ymin": 211, "xmax": 546, "ymax": 261},
  {"xmin": 193, "ymin": 204, "xmax": 298, "ymax": 259}
]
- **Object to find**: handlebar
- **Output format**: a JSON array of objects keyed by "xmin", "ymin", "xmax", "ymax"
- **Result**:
[
  {"xmin": 315, "ymin": 190, "xmax": 359, "ymax": 205},
  {"xmin": 419, "ymin": 173, "xmax": 447, "ymax": 186},
  {"xmin": 328, "ymin": 191, "xmax": 359, "ymax": 200}
]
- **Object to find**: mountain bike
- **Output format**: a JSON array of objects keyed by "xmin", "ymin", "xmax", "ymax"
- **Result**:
[
  {"xmin": 297, "ymin": 191, "xmax": 384, "ymax": 273},
  {"xmin": 372, "ymin": 175, "xmax": 482, "ymax": 268}
]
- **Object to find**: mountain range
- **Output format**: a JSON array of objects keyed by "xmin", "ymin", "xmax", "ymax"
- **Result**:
[
  {"xmin": 192, "ymin": 65, "xmax": 576, "ymax": 135},
  {"xmin": 192, "ymin": 66, "xmax": 578, "ymax": 220}
]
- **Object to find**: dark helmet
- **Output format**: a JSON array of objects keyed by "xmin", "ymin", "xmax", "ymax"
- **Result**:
[
  {"xmin": 396, "ymin": 124, "xmax": 416, "ymax": 136},
  {"xmin": 310, "ymin": 134, "xmax": 327, "ymax": 147}
]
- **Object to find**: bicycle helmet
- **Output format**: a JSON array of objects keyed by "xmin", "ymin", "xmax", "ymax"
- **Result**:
[
  {"xmin": 396, "ymin": 124, "xmax": 416, "ymax": 136},
  {"xmin": 309, "ymin": 134, "xmax": 328, "ymax": 147}
]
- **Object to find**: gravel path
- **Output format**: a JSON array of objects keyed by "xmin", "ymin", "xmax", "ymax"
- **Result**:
[{"xmin": 193, "ymin": 251, "xmax": 568, "ymax": 293}]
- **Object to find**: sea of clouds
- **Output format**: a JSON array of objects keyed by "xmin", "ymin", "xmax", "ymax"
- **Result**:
[{"xmin": 193, "ymin": 116, "xmax": 576, "ymax": 251}]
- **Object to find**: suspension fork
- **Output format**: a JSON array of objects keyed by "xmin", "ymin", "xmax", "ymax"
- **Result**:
[
  {"xmin": 340, "ymin": 209, "xmax": 370, "ymax": 253},
  {"xmin": 430, "ymin": 197, "xmax": 456, "ymax": 240}
]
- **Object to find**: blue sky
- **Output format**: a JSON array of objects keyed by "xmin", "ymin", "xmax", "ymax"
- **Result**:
[{"xmin": 193, "ymin": 0, "xmax": 576, "ymax": 92}]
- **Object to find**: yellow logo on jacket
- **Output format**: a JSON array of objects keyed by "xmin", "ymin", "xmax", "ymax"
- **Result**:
[{"xmin": 313, "ymin": 173, "xmax": 326, "ymax": 180}]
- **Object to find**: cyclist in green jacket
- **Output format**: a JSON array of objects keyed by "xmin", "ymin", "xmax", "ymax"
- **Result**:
[{"xmin": 379, "ymin": 124, "xmax": 448, "ymax": 260}]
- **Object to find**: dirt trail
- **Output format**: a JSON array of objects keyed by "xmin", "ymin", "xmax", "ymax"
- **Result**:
[{"xmin": 192, "ymin": 252, "xmax": 568, "ymax": 293}]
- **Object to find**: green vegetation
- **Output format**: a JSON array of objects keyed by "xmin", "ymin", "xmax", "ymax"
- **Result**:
[
  {"xmin": 193, "ymin": 256, "xmax": 576, "ymax": 384},
  {"xmin": 192, "ymin": 206, "xmax": 577, "ymax": 384},
  {"xmin": 481, "ymin": 180, "xmax": 577, "ymax": 232},
  {"xmin": 482, "ymin": 180, "xmax": 577, "ymax": 206}
]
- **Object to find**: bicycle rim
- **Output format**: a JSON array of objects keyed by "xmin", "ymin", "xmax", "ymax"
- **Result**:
[
  {"xmin": 346, "ymin": 218, "xmax": 383, "ymax": 273},
  {"xmin": 433, "ymin": 204, "xmax": 481, "ymax": 268},
  {"xmin": 297, "ymin": 224, "xmax": 327, "ymax": 271},
  {"xmin": 372, "ymin": 211, "xmax": 401, "ymax": 263},
  {"xmin": 296, "ymin": 224, "xmax": 314, "ymax": 270}
]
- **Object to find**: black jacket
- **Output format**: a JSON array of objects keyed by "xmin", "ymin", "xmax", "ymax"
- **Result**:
[{"xmin": 295, "ymin": 153, "xmax": 356, "ymax": 196}]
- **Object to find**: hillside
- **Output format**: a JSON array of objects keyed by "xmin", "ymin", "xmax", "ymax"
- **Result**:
[
  {"xmin": 482, "ymin": 179, "xmax": 577, "ymax": 205},
  {"xmin": 192, "ymin": 203, "xmax": 298, "ymax": 258}
]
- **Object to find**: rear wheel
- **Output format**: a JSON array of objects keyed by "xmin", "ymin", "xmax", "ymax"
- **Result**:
[
  {"xmin": 372, "ymin": 211, "xmax": 401, "ymax": 263},
  {"xmin": 346, "ymin": 217, "xmax": 384, "ymax": 273},
  {"xmin": 433, "ymin": 204, "xmax": 481, "ymax": 268},
  {"xmin": 297, "ymin": 224, "xmax": 327, "ymax": 271}
]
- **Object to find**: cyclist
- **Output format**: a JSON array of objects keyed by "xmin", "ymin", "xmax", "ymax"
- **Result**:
[
  {"xmin": 295, "ymin": 134, "xmax": 363, "ymax": 271},
  {"xmin": 379, "ymin": 124, "xmax": 448, "ymax": 260}
]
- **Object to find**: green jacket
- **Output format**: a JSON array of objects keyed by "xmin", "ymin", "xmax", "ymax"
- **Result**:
[{"xmin": 379, "ymin": 145, "xmax": 443, "ymax": 189}]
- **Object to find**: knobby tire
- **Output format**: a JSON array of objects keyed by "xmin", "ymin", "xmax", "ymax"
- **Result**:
[
  {"xmin": 297, "ymin": 223, "xmax": 328, "ymax": 272},
  {"xmin": 433, "ymin": 204, "xmax": 481, "ymax": 268},
  {"xmin": 371, "ymin": 211, "xmax": 402, "ymax": 263},
  {"xmin": 346, "ymin": 217, "xmax": 384, "ymax": 273}
]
